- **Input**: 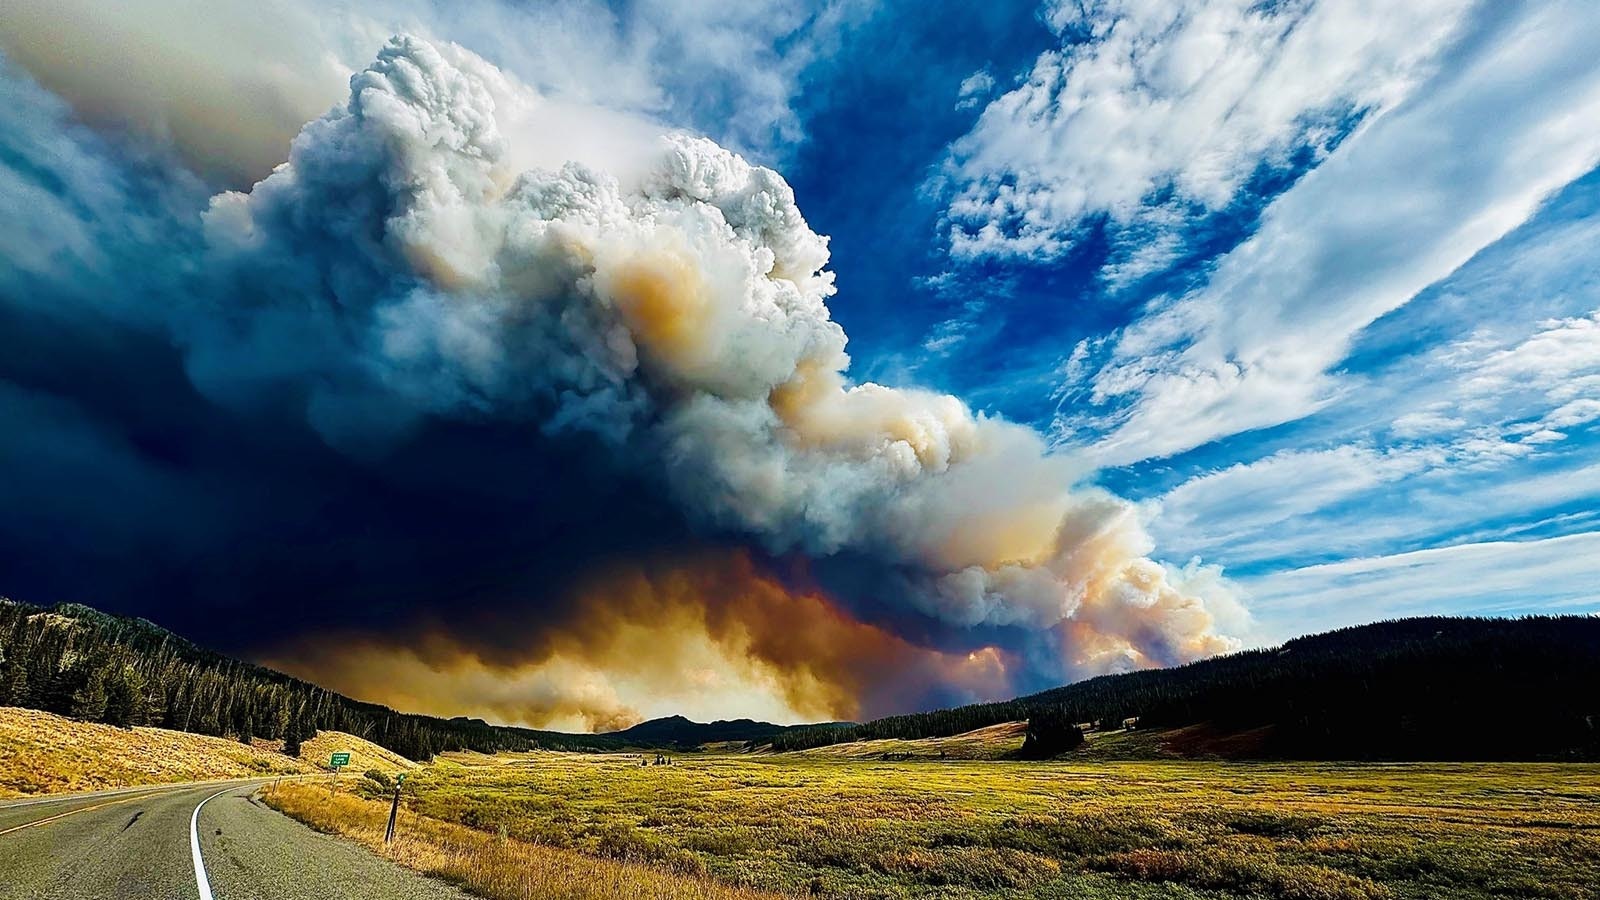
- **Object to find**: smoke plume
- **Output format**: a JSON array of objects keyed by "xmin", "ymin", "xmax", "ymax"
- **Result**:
[{"xmin": 1, "ymin": 32, "xmax": 1245, "ymax": 726}]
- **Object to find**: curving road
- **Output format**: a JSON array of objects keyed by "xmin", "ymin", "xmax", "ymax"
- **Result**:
[{"xmin": 0, "ymin": 779, "xmax": 470, "ymax": 899}]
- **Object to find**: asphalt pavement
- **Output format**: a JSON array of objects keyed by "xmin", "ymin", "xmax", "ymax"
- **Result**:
[{"xmin": 0, "ymin": 779, "xmax": 472, "ymax": 899}]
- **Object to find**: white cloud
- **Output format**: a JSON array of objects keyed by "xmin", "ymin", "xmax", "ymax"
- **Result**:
[
  {"xmin": 602, "ymin": 0, "xmax": 872, "ymax": 158},
  {"xmin": 1144, "ymin": 309, "xmax": 1600, "ymax": 565},
  {"xmin": 1243, "ymin": 531, "xmax": 1600, "ymax": 641},
  {"xmin": 1151, "ymin": 445, "xmax": 1442, "ymax": 561},
  {"xmin": 1542, "ymin": 399, "xmax": 1600, "ymax": 430},
  {"xmin": 1461, "ymin": 310, "xmax": 1600, "ymax": 402},
  {"xmin": 955, "ymin": 69, "xmax": 996, "ymax": 110},
  {"xmin": 941, "ymin": 0, "xmax": 1472, "ymax": 261},
  {"xmin": 1152, "ymin": 428, "xmax": 1600, "ymax": 576},
  {"xmin": 1382, "ymin": 310, "xmax": 1600, "ymax": 452},
  {"xmin": 1076, "ymin": 1, "xmax": 1600, "ymax": 466},
  {"xmin": 921, "ymin": 300, "xmax": 988, "ymax": 353},
  {"xmin": 1390, "ymin": 410, "xmax": 1468, "ymax": 439}
]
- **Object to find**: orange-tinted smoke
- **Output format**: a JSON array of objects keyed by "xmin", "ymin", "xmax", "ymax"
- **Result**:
[{"xmin": 265, "ymin": 550, "xmax": 1015, "ymax": 731}]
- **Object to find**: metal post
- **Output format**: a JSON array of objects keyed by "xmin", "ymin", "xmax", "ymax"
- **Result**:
[
  {"xmin": 385, "ymin": 773, "xmax": 406, "ymax": 844},
  {"xmin": 385, "ymin": 785, "xmax": 400, "ymax": 843}
]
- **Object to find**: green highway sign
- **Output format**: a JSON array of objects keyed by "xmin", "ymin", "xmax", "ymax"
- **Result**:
[
  {"xmin": 330, "ymin": 752, "xmax": 351, "ymax": 767},
  {"xmin": 396, "ymin": 773, "xmax": 406, "ymax": 783}
]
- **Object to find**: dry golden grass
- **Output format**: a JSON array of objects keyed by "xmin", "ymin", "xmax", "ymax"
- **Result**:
[
  {"xmin": 0, "ymin": 706, "xmax": 314, "ymax": 797},
  {"xmin": 788, "ymin": 720, "xmax": 1028, "ymax": 760},
  {"xmin": 299, "ymin": 730, "xmax": 419, "ymax": 776},
  {"xmin": 402, "ymin": 748, "xmax": 1600, "ymax": 900},
  {"xmin": 265, "ymin": 782, "xmax": 788, "ymax": 900}
]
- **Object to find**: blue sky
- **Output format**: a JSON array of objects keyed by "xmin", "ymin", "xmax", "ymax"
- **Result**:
[
  {"xmin": 1, "ymin": 0, "xmax": 1599, "ymax": 725},
  {"xmin": 769, "ymin": 0, "xmax": 1600, "ymax": 641}
]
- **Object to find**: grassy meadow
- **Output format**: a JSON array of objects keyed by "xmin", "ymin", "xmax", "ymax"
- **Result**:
[
  {"xmin": 269, "ymin": 741, "xmax": 1600, "ymax": 900},
  {"xmin": 267, "ymin": 782, "xmax": 781, "ymax": 900},
  {"xmin": 13, "ymin": 702, "xmax": 1590, "ymax": 900}
]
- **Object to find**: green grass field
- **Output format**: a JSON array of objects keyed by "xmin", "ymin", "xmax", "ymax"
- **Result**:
[{"xmin": 378, "ymin": 748, "xmax": 1600, "ymax": 900}]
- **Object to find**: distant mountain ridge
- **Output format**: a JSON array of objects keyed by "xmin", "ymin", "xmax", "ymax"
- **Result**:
[{"xmin": 606, "ymin": 714, "xmax": 789, "ymax": 746}]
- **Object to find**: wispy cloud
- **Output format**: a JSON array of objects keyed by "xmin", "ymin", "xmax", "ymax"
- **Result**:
[
  {"xmin": 954, "ymin": 68, "xmax": 996, "ymax": 110},
  {"xmin": 1243, "ymin": 531, "xmax": 1600, "ymax": 641},
  {"xmin": 1150, "ymin": 445, "xmax": 1443, "ymax": 562},
  {"xmin": 1071, "ymin": 1, "xmax": 1600, "ymax": 466},
  {"xmin": 939, "ymin": 0, "xmax": 1471, "ymax": 263}
]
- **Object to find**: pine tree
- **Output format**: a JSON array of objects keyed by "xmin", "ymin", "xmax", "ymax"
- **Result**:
[
  {"xmin": 282, "ymin": 712, "xmax": 303, "ymax": 758},
  {"xmin": 0, "ymin": 641, "xmax": 28, "ymax": 707},
  {"xmin": 273, "ymin": 698, "xmax": 291, "ymax": 740},
  {"xmin": 103, "ymin": 664, "xmax": 147, "ymax": 728},
  {"xmin": 70, "ymin": 665, "xmax": 109, "ymax": 722}
]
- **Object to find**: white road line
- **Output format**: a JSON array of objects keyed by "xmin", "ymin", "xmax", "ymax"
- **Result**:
[{"xmin": 190, "ymin": 785, "xmax": 235, "ymax": 900}]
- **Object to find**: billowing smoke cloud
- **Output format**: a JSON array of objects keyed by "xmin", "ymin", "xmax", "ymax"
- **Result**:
[
  {"xmin": 0, "ymin": 0, "xmax": 362, "ymax": 185},
  {"xmin": 0, "ymin": 30, "xmax": 1244, "ymax": 728},
  {"xmin": 0, "ymin": 0, "xmax": 860, "ymax": 188},
  {"xmin": 193, "ymin": 36, "xmax": 1242, "ymax": 685}
]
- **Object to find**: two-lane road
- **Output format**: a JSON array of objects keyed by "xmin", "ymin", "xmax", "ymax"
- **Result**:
[{"xmin": 0, "ymin": 780, "xmax": 470, "ymax": 898}]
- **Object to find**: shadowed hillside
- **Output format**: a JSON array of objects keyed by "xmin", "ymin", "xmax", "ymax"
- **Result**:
[{"xmin": 770, "ymin": 616, "xmax": 1600, "ymax": 760}]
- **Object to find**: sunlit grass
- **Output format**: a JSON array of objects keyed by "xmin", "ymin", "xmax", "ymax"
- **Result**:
[
  {"xmin": 265, "ymin": 781, "xmax": 783, "ymax": 900},
  {"xmin": 0, "ymin": 706, "xmax": 311, "ymax": 796},
  {"xmin": 384, "ymin": 749, "xmax": 1600, "ymax": 900},
  {"xmin": 300, "ymin": 729, "xmax": 419, "ymax": 777},
  {"xmin": 0, "ymin": 706, "xmax": 423, "ymax": 798}
]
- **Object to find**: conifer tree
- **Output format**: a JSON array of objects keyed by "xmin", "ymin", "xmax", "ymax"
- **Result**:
[
  {"xmin": 104, "ymin": 664, "xmax": 147, "ymax": 728},
  {"xmin": 282, "ymin": 713, "xmax": 303, "ymax": 758},
  {"xmin": 0, "ymin": 642, "xmax": 28, "ymax": 707},
  {"xmin": 70, "ymin": 665, "xmax": 109, "ymax": 722}
]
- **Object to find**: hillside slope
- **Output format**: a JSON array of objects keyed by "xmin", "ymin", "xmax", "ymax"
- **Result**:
[
  {"xmin": 789, "ymin": 720, "xmax": 1028, "ymax": 760},
  {"xmin": 0, "ymin": 706, "xmax": 315, "ymax": 797},
  {"xmin": 299, "ymin": 729, "xmax": 419, "ymax": 776},
  {"xmin": 772, "ymin": 616, "xmax": 1600, "ymax": 760}
]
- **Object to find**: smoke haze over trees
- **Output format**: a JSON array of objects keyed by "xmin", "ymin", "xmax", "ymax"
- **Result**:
[{"xmin": 0, "ymin": 598, "xmax": 627, "ymax": 759}]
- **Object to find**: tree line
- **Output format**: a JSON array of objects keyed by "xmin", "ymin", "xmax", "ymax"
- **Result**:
[
  {"xmin": 0, "ymin": 599, "xmax": 625, "ymax": 760},
  {"xmin": 768, "ymin": 616, "xmax": 1600, "ymax": 760}
]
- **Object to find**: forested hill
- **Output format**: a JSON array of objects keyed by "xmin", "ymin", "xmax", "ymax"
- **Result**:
[
  {"xmin": 770, "ymin": 616, "xmax": 1600, "ymax": 760},
  {"xmin": 0, "ymin": 598, "xmax": 629, "ymax": 760}
]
